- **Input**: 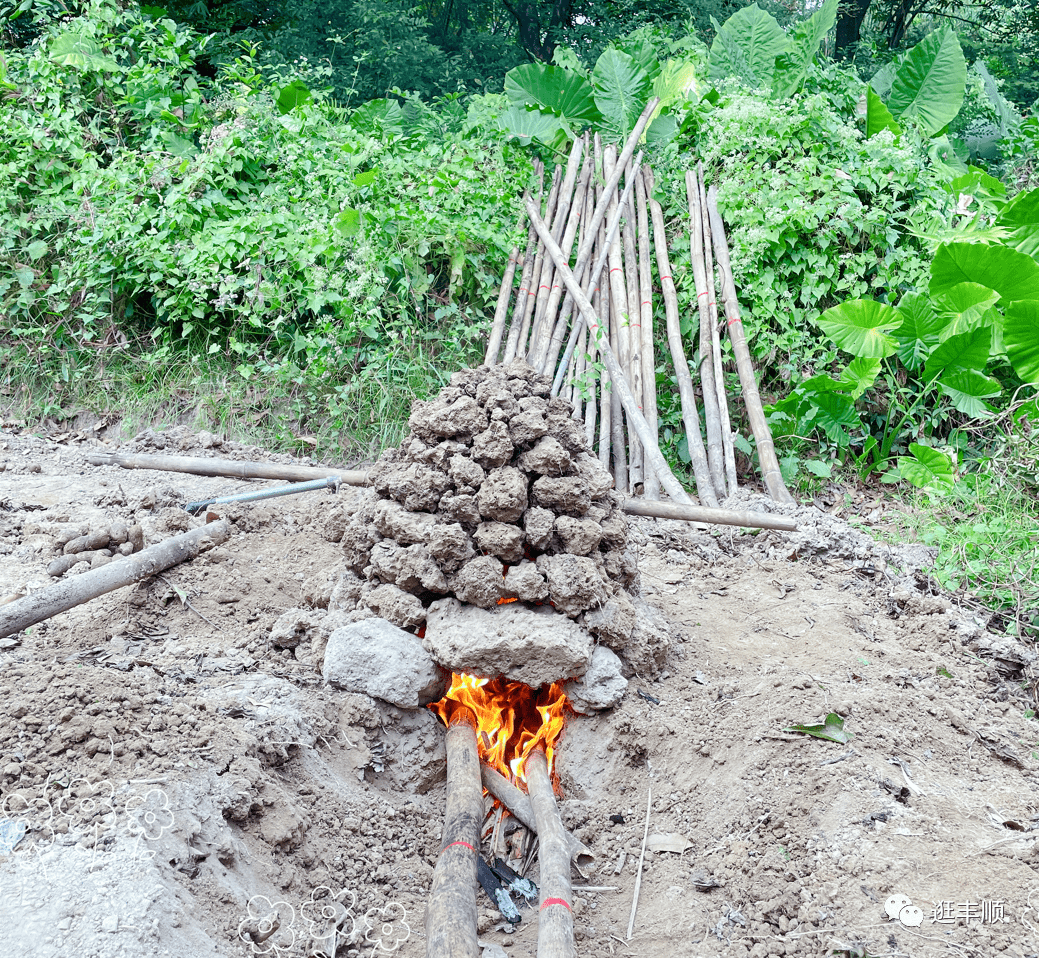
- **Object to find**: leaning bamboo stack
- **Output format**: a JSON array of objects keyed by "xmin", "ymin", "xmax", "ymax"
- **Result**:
[{"xmin": 485, "ymin": 103, "xmax": 794, "ymax": 507}]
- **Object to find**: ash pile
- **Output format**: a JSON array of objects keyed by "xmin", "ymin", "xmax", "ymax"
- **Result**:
[{"xmin": 323, "ymin": 359, "xmax": 671, "ymax": 711}]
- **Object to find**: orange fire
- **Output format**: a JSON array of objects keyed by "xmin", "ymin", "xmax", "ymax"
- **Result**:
[{"xmin": 431, "ymin": 673, "xmax": 569, "ymax": 781}]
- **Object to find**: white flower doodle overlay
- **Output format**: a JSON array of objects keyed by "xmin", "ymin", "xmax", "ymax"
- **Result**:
[
  {"xmin": 299, "ymin": 885, "xmax": 357, "ymax": 952},
  {"xmin": 364, "ymin": 901, "xmax": 411, "ymax": 954},
  {"xmin": 238, "ymin": 896, "xmax": 297, "ymax": 956}
]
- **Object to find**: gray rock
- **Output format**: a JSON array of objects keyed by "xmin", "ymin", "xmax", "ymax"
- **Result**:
[
  {"xmin": 478, "ymin": 466, "xmax": 528, "ymax": 523},
  {"xmin": 581, "ymin": 590, "xmax": 637, "ymax": 650},
  {"xmin": 474, "ymin": 521, "xmax": 525, "ymax": 563},
  {"xmin": 471, "ymin": 420, "xmax": 514, "ymax": 469},
  {"xmin": 523, "ymin": 506, "xmax": 555, "ymax": 551},
  {"xmin": 365, "ymin": 583, "xmax": 427, "ymax": 629},
  {"xmin": 536, "ymin": 554, "xmax": 610, "ymax": 616},
  {"xmin": 373, "ymin": 499, "xmax": 436, "ymax": 545},
  {"xmin": 554, "ymin": 516, "xmax": 603, "ymax": 556},
  {"xmin": 270, "ymin": 608, "xmax": 323, "ymax": 649},
  {"xmin": 448, "ymin": 455, "xmax": 486, "ymax": 490},
  {"xmin": 428, "ymin": 522, "xmax": 475, "ymax": 573},
  {"xmin": 449, "ymin": 555, "xmax": 505, "ymax": 608},
  {"xmin": 517, "ymin": 436, "xmax": 571, "ymax": 476},
  {"xmin": 502, "ymin": 559, "xmax": 549, "ymax": 603},
  {"xmin": 424, "ymin": 598, "xmax": 592, "ymax": 686},
  {"xmin": 531, "ymin": 475, "xmax": 591, "ymax": 516},
  {"xmin": 409, "ymin": 395, "xmax": 488, "ymax": 440},
  {"xmin": 323, "ymin": 617, "xmax": 445, "ymax": 707},
  {"xmin": 565, "ymin": 646, "xmax": 628, "ymax": 713}
]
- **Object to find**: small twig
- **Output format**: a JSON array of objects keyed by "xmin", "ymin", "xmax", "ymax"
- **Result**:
[
  {"xmin": 572, "ymin": 885, "xmax": 619, "ymax": 892},
  {"xmin": 157, "ymin": 574, "xmax": 226, "ymax": 634},
  {"xmin": 627, "ymin": 786, "xmax": 651, "ymax": 940}
]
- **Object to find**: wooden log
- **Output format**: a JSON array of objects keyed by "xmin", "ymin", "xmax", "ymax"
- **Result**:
[
  {"xmin": 87, "ymin": 452, "xmax": 368, "ymax": 486},
  {"xmin": 525, "ymin": 196, "xmax": 693, "ymax": 506},
  {"xmin": 706, "ymin": 185, "xmax": 795, "ymax": 505},
  {"xmin": 485, "ymin": 201, "xmax": 529, "ymax": 365},
  {"xmin": 620, "ymin": 497, "xmax": 796, "ymax": 531},
  {"xmin": 515, "ymin": 166, "xmax": 563, "ymax": 360},
  {"xmin": 597, "ymin": 281, "xmax": 613, "ymax": 472},
  {"xmin": 427, "ymin": 709, "xmax": 482, "ymax": 958},
  {"xmin": 502, "ymin": 164, "xmax": 546, "ymax": 363},
  {"xmin": 644, "ymin": 169, "xmax": 717, "ymax": 508},
  {"xmin": 696, "ymin": 162, "xmax": 738, "ymax": 495},
  {"xmin": 622, "ymin": 159, "xmax": 644, "ymax": 493},
  {"xmin": 634, "ymin": 168, "xmax": 660, "ymax": 500},
  {"xmin": 0, "ymin": 521, "xmax": 230, "ymax": 639},
  {"xmin": 686, "ymin": 169, "xmax": 727, "ymax": 501},
  {"xmin": 480, "ymin": 765, "xmax": 592, "ymax": 866},
  {"xmin": 525, "ymin": 749, "xmax": 575, "ymax": 958}
]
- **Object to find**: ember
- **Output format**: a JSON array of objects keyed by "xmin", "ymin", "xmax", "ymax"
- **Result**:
[{"xmin": 431, "ymin": 673, "xmax": 569, "ymax": 779}]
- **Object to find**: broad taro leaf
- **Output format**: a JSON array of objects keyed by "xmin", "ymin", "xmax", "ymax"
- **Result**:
[
  {"xmin": 772, "ymin": 0, "xmax": 838, "ymax": 99},
  {"xmin": 923, "ymin": 326, "xmax": 993, "ymax": 382},
  {"xmin": 887, "ymin": 26, "xmax": 967, "ymax": 136},
  {"xmin": 708, "ymin": 4, "xmax": 790, "ymax": 90},
  {"xmin": 866, "ymin": 86, "xmax": 900, "ymax": 139},
  {"xmin": 645, "ymin": 113, "xmax": 678, "ymax": 149},
  {"xmin": 838, "ymin": 357, "xmax": 881, "ymax": 399},
  {"xmin": 350, "ymin": 99, "xmax": 404, "ymax": 137},
  {"xmin": 894, "ymin": 290, "xmax": 944, "ymax": 370},
  {"xmin": 947, "ymin": 168, "xmax": 1006, "ymax": 204},
  {"xmin": 814, "ymin": 299, "xmax": 900, "ymax": 358},
  {"xmin": 505, "ymin": 64, "xmax": 599, "ymax": 128},
  {"xmin": 613, "ymin": 34, "xmax": 661, "ymax": 83},
  {"xmin": 501, "ymin": 105, "xmax": 565, "ymax": 147},
  {"xmin": 592, "ymin": 49, "xmax": 652, "ymax": 143},
  {"xmin": 50, "ymin": 31, "xmax": 119, "ymax": 71},
  {"xmin": 895, "ymin": 443, "xmax": 955, "ymax": 493},
  {"xmin": 275, "ymin": 80, "xmax": 312, "ymax": 116},
  {"xmin": 937, "ymin": 366, "xmax": 1001, "ymax": 416},
  {"xmin": 995, "ymin": 187, "xmax": 1039, "ymax": 261},
  {"xmin": 1004, "ymin": 299, "xmax": 1039, "ymax": 384},
  {"xmin": 869, "ymin": 61, "xmax": 898, "ymax": 100},
  {"xmin": 930, "ymin": 242, "xmax": 1039, "ymax": 304},
  {"xmin": 935, "ymin": 282, "xmax": 1000, "ymax": 340},
  {"xmin": 974, "ymin": 59, "xmax": 1020, "ymax": 139},
  {"xmin": 653, "ymin": 59, "xmax": 699, "ymax": 110},
  {"xmin": 804, "ymin": 390, "xmax": 860, "ymax": 445}
]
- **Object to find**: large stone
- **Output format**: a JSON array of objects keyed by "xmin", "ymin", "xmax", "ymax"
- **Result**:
[
  {"xmin": 523, "ymin": 507, "xmax": 555, "ymax": 551},
  {"xmin": 580, "ymin": 590, "xmax": 637, "ymax": 650},
  {"xmin": 536, "ymin": 554, "xmax": 610, "ymax": 616},
  {"xmin": 424, "ymin": 598, "xmax": 593, "ymax": 686},
  {"xmin": 373, "ymin": 499, "xmax": 436, "ymax": 545},
  {"xmin": 427, "ymin": 522, "xmax": 474, "ymax": 573},
  {"xmin": 471, "ymin": 420, "xmax": 514, "ymax": 469},
  {"xmin": 554, "ymin": 516, "xmax": 603, "ymax": 556},
  {"xmin": 449, "ymin": 555, "xmax": 505, "ymax": 608},
  {"xmin": 374, "ymin": 461, "xmax": 452, "ymax": 513},
  {"xmin": 368, "ymin": 542, "xmax": 448, "ymax": 595},
  {"xmin": 502, "ymin": 560, "xmax": 549, "ymax": 603},
  {"xmin": 572, "ymin": 452, "xmax": 614, "ymax": 498},
  {"xmin": 448, "ymin": 455, "xmax": 486, "ymax": 491},
  {"xmin": 438, "ymin": 493, "xmax": 481, "ymax": 527},
  {"xmin": 531, "ymin": 476, "xmax": 591, "ymax": 516},
  {"xmin": 323, "ymin": 618, "xmax": 445, "ymax": 708},
  {"xmin": 622, "ymin": 597, "xmax": 672, "ymax": 676},
  {"xmin": 517, "ymin": 437, "xmax": 571, "ymax": 476},
  {"xmin": 565, "ymin": 646, "xmax": 628, "ymax": 713},
  {"xmin": 409, "ymin": 395, "xmax": 488, "ymax": 441},
  {"xmin": 474, "ymin": 521, "xmax": 525, "ymax": 563},
  {"xmin": 508, "ymin": 408, "xmax": 549, "ymax": 446},
  {"xmin": 478, "ymin": 467, "xmax": 528, "ymax": 523},
  {"xmin": 364, "ymin": 584, "xmax": 426, "ymax": 629},
  {"xmin": 269, "ymin": 608, "xmax": 322, "ymax": 649}
]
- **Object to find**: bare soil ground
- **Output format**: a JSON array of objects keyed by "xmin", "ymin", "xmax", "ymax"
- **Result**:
[{"xmin": 1, "ymin": 421, "xmax": 1037, "ymax": 958}]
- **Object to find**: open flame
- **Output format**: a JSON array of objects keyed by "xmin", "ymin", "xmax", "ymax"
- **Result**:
[{"xmin": 431, "ymin": 673, "xmax": 569, "ymax": 780}]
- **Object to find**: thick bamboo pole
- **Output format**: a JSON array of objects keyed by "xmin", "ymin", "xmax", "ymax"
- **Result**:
[
  {"xmin": 706, "ymin": 186, "xmax": 795, "ymax": 505},
  {"xmin": 644, "ymin": 169, "xmax": 717, "ymax": 508},
  {"xmin": 515, "ymin": 166, "xmax": 563, "ymax": 360},
  {"xmin": 525, "ymin": 749, "xmax": 575, "ymax": 958},
  {"xmin": 426, "ymin": 710, "xmax": 482, "ymax": 958},
  {"xmin": 525, "ymin": 197, "xmax": 693, "ymax": 506},
  {"xmin": 622, "ymin": 159, "xmax": 644, "ymax": 492},
  {"xmin": 696, "ymin": 163, "xmax": 738, "ymax": 495},
  {"xmin": 686, "ymin": 169, "xmax": 727, "ymax": 501},
  {"xmin": 502, "ymin": 164, "xmax": 544, "ymax": 363},
  {"xmin": 635, "ymin": 169, "xmax": 660, "ymax": 500},
  {"xmin": 620, "ymin": 497, "xmax": 797, "ymax": 530},
  {"xmin": 484, "ymin": 202, "xmax": 528, "ymax": 365},
  {"xmin": 0, "ymin": 521, "xmax": 230, "ymax": 639},
  {"xmin": 87, "ymin": 452, "xmax": 367, "ymax": 485}
]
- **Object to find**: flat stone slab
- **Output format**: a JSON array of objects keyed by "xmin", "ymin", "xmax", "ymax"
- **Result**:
[
  {"xmin": 565, "ymin": 645, "xmax": 628, "ymax": 713},
  {"xmin": 323, "ymin": 617, "xmax": 445, "ymax": 708},
  {"xmin": 423, "ymin": 597, "xmax": 593, "ymax": 687}
]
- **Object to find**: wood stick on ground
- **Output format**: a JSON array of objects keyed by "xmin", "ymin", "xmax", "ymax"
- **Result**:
[
  {"xmin": 687, "ymin": 169, "xmax": 727, "ymax": 501},
  {"xmin": 525, "ymin": 749, "xmax": 576, "ymax": 958},
  {"xmin": 622, "ymin": 158, "xmax": 644, "ymax": 493},
  {"xmin": 481, "ymin": 765, "xmax": 593, "ymax": 866},
  {"xmin": 635, "ymin": 168, "xmax": 660, "ymax": 500},
  {"xmin": 86, "ymin": 452, "xmax": 367, "ymax": 486},
  {"xmin": 525, "ymin": 196, "xmax": 693, "ymax": 506},
  {"xmin": 530, "ymin": 138, "xmax": 585, "ymax": 361},
  {"xmin": 515, "ymin": 166, "xmax": 563, "ymax": 360},
  {"xmin": 697, "ymin": 162, "xmax": 738, "ymax": 495},
  {"xmin": 426, "ymin": 709, "xmax": 482, "ymax": 958},
  {"xmin": 502, "ymin": 163, "xmax": 545, "ymax": 363},
  {"xmin": 620, "ymin": 497, "xmax": 797, "ymax": 531},
  {"xmin": 644, "ymin": 169, "xmax": 717, "ymax": 508},
  {"xmin": 484, "ymin": 201, "xmax": 529, "ymax": 365},
  {"xmin": 0, "ymin": 521, "xmax": 230, "ymax": 639},
  {"xmin": 627, "ymin": 786, "xmax": 652, "ymax": 941},
  {"xmin": 706, "ymin": 185, "xmax": 795, "ymax": 504}
]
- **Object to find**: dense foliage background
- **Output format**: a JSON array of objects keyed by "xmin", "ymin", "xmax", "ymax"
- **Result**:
[{"xmin": 2, "ymin": 0, "xmax": 1037, "ymax": 632}]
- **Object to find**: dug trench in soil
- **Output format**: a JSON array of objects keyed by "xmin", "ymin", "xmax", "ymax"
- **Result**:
[{"xmin": 0, "ymin": 410, "xmax": 1038, "ymax": 958}]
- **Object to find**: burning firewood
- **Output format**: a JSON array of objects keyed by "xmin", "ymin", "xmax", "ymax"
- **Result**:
[{"xmin": 426, "ymin": 708, "xmax": 482, "ymax": 958}]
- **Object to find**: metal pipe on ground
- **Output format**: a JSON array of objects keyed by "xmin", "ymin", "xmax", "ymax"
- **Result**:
[
  {"xmin": 184, "ymin": 477, "xmax": 340, "ymax": 515},
  {"xmin": 426, "ymin": 709, "xmax": 483, "ymax": 958}
]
